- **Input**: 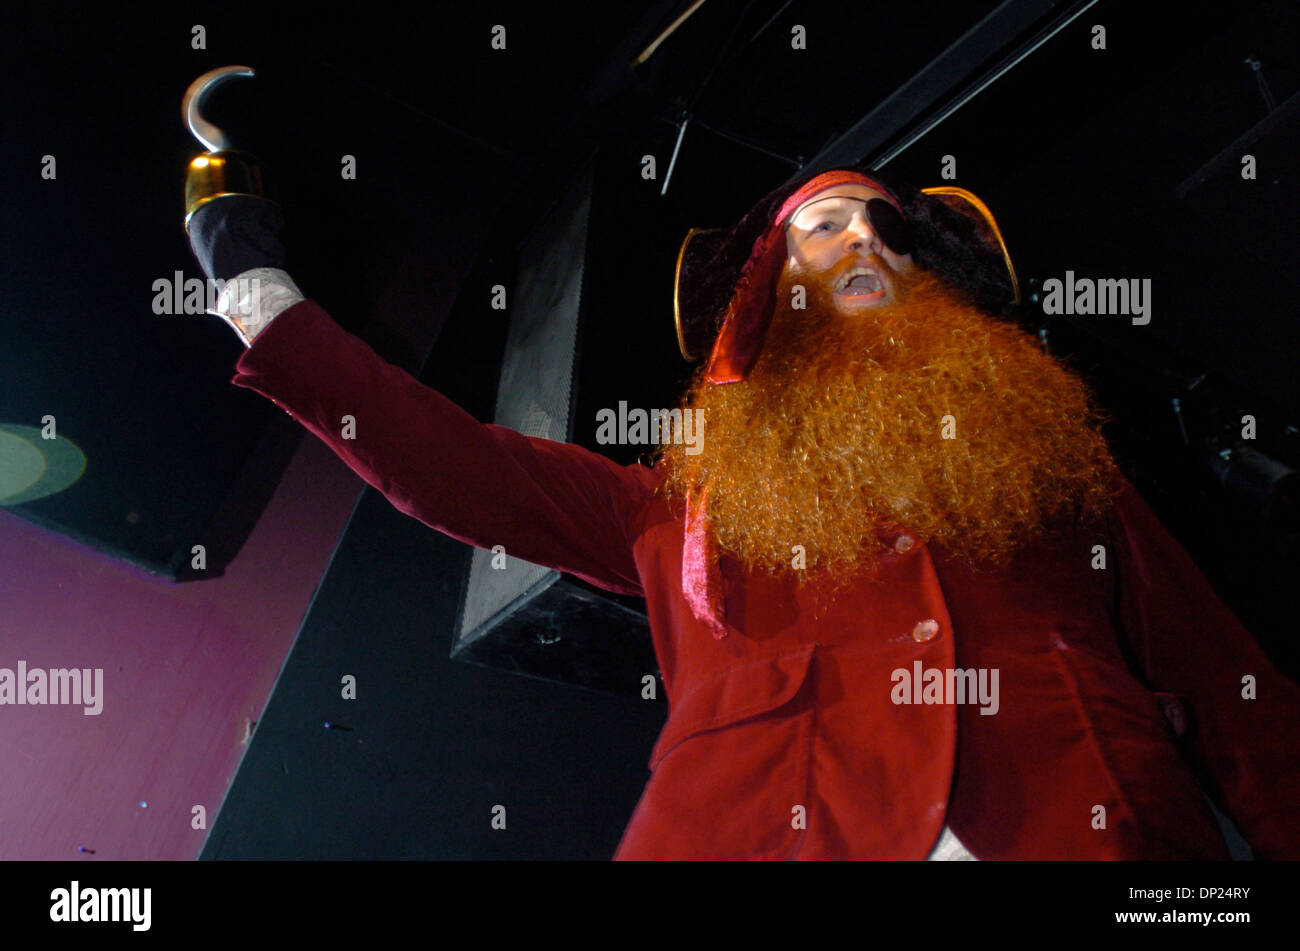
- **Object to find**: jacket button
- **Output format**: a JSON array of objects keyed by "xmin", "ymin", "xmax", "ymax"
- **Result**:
[
  {"xmin": 894, "ymin": 534, "xmax": 916, "ymax": 553},
  {"xmin": 911, "ymin": 619, "xmax": 940, "ymax": 642}
]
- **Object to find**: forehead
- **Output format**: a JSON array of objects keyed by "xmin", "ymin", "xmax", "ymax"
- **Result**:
[{"xmin": 789, "ymin": 183, "xmax": 893, "ymax": 219}]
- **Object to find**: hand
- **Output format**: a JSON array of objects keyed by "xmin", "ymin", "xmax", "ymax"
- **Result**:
[
  {"xmin": 181, "ymin": 67, "xmax": 300, "ymax": 345},
  {"xmin": 187, "ymin": 193, "xmax": 287, "ymax": 283},
  {"xmin": 186, "ymin": 195, "xmax": 301, "ymax": 346}
]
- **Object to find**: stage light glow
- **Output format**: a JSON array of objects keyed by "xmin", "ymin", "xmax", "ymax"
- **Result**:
[{"xmin": 0, "ymin": 424, "xmax": 87, "ymax": 505}]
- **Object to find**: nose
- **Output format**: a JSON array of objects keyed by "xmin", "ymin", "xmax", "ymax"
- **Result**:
[{"xmin": 842, "ymin": 210, "xmax": 882, "ymax": 256}]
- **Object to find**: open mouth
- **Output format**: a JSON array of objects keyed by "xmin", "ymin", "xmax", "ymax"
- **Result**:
[{"xmin": 835, "ymin": 266, "xmax": 886, "ymax": 298}]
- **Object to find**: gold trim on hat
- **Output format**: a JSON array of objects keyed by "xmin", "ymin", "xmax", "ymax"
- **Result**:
[
  {"xmin": 674, "ymin": 186, "xmax": 1021, "ymax": 362},
  {"xmin": 920, "ymin": 186, "xmax": 1021, "ymax": 306},
  {"xmin": 673, "ymin": 227, "xmax": 723, "ymax": 361}
]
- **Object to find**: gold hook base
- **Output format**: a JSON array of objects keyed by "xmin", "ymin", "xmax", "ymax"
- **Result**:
[{"xmin": 184, "ymin": 150, "xmax": 276, "ymax": 232}]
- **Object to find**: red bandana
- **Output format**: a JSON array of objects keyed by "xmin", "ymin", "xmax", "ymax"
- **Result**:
[
  {"xmin": 702, "ymin": 170, "xmax": 900, "ymax": 385},
  {"xmin": 685, "ymin": 171, "xmax": 900, "ymax": 635}
]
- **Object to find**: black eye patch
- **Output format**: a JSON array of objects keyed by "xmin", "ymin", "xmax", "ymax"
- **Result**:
[{"xmin": 864, "ymin": 198, "xmax": 913, "ymax": 256}]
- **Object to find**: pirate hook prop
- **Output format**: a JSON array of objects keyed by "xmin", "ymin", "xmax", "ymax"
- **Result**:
[{"xmin": 182, "ymin": 65, "xmax": 275, "ymax": 231}]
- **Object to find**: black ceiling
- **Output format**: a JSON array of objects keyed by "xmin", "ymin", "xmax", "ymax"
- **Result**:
[
  {"xmin": 200, "ymin": 0, "xmax": 1005, "ymax": 160},
  {"xmin": 3, "ymin": 0, "xmax": 1298, "ymax": 575}
]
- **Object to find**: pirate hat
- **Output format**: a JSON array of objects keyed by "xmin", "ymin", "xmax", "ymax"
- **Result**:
[{"xmin": 673, "ymin": 166, "xmax": 1021, "ymax": 384}]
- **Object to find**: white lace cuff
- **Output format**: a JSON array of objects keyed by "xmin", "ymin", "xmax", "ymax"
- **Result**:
[{"xmin": 208, "ymin": 268, "xmax": 305, "ymax": 347}]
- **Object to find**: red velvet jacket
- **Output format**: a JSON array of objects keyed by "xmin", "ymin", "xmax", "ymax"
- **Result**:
[{"xmin": 231, "ymin": 299, "xmax": 1300, "ymax": 860}]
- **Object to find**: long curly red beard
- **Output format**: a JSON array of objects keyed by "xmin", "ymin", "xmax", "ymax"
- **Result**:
[{"xmin": 654, "ymin": 264, "xmax": 1121, "ymax": 581}]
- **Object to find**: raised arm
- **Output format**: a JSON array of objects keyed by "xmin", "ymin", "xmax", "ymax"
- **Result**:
[
  {"xmin": 230, "ymin": 296, "xmax": 655, "ymax": 596},
  {"xmin": 183, "ymin": 149, "xmax": 655, "ymax": 597}
]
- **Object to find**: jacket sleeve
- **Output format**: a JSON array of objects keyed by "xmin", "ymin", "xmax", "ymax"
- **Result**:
[
  {"xmin": 229, "ymin": 298, "xmax": 656, "ymax": 597},
  {"xmin": 1108, "ymin": 478, "xmax": 1300, "ymax": 858}
]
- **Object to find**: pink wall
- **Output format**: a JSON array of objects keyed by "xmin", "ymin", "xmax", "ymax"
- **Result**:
[{"xmin": 0, "ymin": 436, "xmax": 361, "ymax": 860}]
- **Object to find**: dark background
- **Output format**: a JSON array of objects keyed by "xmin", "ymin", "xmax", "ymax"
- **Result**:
[{"xmin": 2, "ymin": 0, "xmax": 1296, "ymax": 859}]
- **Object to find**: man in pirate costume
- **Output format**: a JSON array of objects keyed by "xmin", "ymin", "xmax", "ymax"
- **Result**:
[{"xmin": 186, "ymin": 141, "xmax": 1300, "ymax": 858}]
